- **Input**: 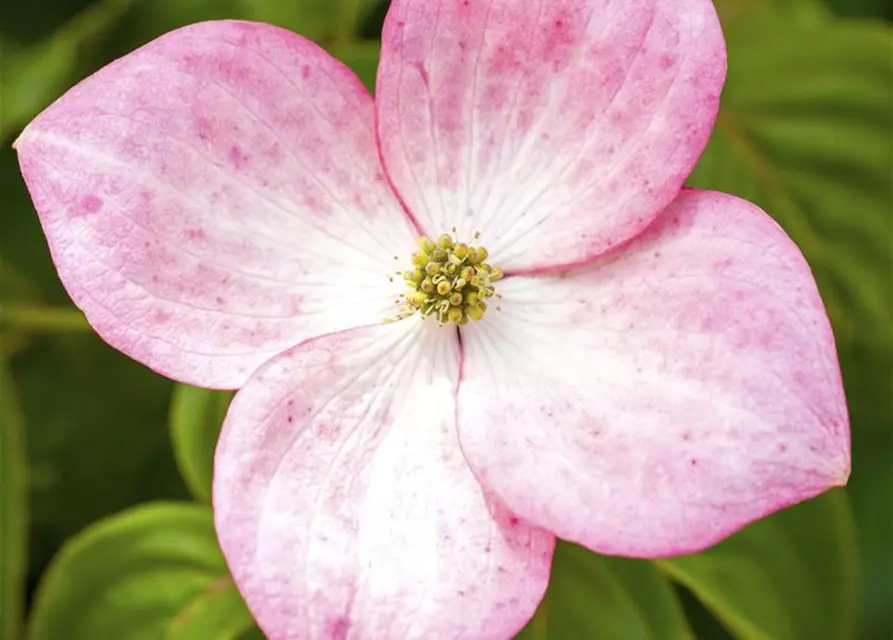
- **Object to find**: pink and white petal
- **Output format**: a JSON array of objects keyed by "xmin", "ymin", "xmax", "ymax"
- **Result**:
[
  {"xmin": 214, "ymin": 319, "xmax": 554, "ymax": 639},
  {"xmin": 376, "ymin": 0, "xmax": 725, "ymax": 271},
  {"xmin": 457, "ymin": 189, "xmax": 850, "ymax": 557},
  {"xmin": 15, "ymin": 20, "xmax": 417, "ymax": 389}
]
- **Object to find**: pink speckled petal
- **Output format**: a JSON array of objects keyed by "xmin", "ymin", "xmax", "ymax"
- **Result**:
[
  {"xmin": 214, "ymin": 319, "xmax": 554, "ymax": 639},
  {"xmin": 457, "ymin": 189, "xmax": 850, "ymax": 557},
  {"xmin": 376, "ymin": 0, "xmax": 725, "ymax": 271},
  {"xmin": 15, "ymin": 21, "xmax": 417, "ymax": 388}
]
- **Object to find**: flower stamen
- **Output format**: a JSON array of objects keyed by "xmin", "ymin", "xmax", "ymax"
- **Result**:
[{"xmin": 388, "ymin": 232, "xmax": 501, "ymax": 325}]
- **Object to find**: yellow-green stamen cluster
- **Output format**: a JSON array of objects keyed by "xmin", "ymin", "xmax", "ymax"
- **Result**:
[{"xmin": 397, "ymin": 232, "xmax": 502, "ymax": 325}]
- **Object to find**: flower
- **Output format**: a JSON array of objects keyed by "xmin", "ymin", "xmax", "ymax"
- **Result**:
[{"xmin": 15, "ymin": 0, "xmax": 850, "ymax": 637}]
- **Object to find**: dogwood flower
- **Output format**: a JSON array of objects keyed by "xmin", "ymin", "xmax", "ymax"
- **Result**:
[{"xmin": 15, "ymin": 0, "xmax": 849, "ymax": 637}]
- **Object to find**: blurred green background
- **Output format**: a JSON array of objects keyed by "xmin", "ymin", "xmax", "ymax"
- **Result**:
[{"xmin": 0, "ymin": 0, "xmax": 890, "ymax": 638}]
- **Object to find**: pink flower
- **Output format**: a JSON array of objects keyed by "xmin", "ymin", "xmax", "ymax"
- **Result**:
[{"xmin": 15, "ymin": 0, "xmax": 849, "ymax": 638}]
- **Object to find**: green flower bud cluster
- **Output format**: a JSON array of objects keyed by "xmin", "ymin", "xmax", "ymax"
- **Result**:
[{"xmin": 398, "ymin": 233, "xmax": 502, "ymax": 325}]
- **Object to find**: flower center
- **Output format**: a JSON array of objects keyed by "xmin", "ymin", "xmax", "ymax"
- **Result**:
[{"xmin": 394, "ymin": 233, "xmax": 502, "ymax": 326}]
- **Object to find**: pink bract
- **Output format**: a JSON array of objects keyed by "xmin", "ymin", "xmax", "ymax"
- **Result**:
[{"xmin": 15, "ymin": 1, "xmax": 850, "ymax": 639}]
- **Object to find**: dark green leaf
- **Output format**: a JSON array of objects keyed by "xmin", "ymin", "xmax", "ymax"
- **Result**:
[
  {"xmin": 14, "ymin": 332, "xmax": 187, "ymax": 588},
  {"xmin": 356, "ymin": 0, "xmax": 390, "ymax": 40},
  {"xmin": 657, "ymin": 490, "xmax": 858, "ymax": 640},
  {"xmin": 0, "ymin": 360, "xmax": 27, "ymax": 640},
  {"xmin": 0, "ymin": 259, "xmax": 40, "ymax": 303},
  {"xmin": 676, "ymin": 587, "xmax": 736, "ymax": 640},
  {"xmin": 169, "ymin": 384, "xmax": 233, "ymax": 502},
  {"xmin": 821, "ymin": 0, "xmax": 893, "ymax": 21},
  {"xmin": 516, "ymin": 543, "xmax": 692, "ymax": 640},
  {"xmin": 841, "ymin": 339, "xmax": 893, "ymax": 639},
  {"xmin": 28, "ymin": 502, "xmax": 258, "ymax": 640},
  {"xmin": 0, "ymin": 0, "xmax": 94, "ymax": 45}
]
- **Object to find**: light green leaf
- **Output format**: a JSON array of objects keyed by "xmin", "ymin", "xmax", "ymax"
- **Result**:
[
  {"xmin": 0, "ymin": 0, "xmax": 134, "ymax": 141},
  {"xmin": 657, "ymin": 490, "xmax": 858, "ymax": 640},
  {"xmin": 516, "ymin": 543, "xmax": 693, "ymax": 640},
  {"xmin": 169, "ymin": 384, "xmax": 233, "ymax": 503},
  {"xmin": 689, "ymin": 10, "xmax": 893, "ymax": 348},
  {"xmin": 0, "ymin": 360, "xmax": 27, "ymax": 640},
  {"xmin": 28, "ymin": 502, "xmax": 259, "ymax": 640},
  {"xmin": 166, "ymin": 581, "xmax": 257, "ymax": 640}
]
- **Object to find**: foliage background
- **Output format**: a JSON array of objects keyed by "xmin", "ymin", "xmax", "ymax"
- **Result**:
[{"xmin": 0, "ymin": 0, "xmax": 890, "ymax": 638}]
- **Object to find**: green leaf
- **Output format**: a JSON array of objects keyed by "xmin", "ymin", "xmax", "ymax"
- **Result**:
[
  {"xmin": 657, "ymin": 490, "xmax": 858, "ymax": 640},
  {"xmin": 13, "ymin": 332, "xmax": 188, "ymax": 588},
  {"xmin": 0, "ymin": 360, "xmax": 27, "ymax": 640},
  {"xmin": 689, "ymin": 11, "xmax": 893, "ymax": 349},
  {"xmin": 169, "ymin": 384, "xmax": 233, "ymax": 502},
  {"xmin": 516, "ymin": 543, "xmax": 692, "ymax": 640},
  {"xmin": 28, "ymin": 502, "xmax": 258, "ymax": 640},
  {"xmin": 841, "ymin": 339, "xmax": 893, "ymax": 638}
]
